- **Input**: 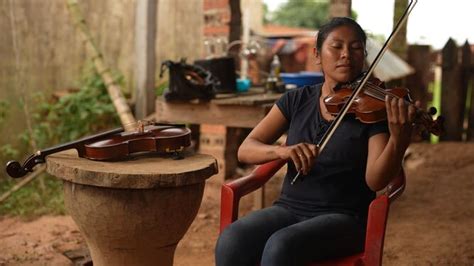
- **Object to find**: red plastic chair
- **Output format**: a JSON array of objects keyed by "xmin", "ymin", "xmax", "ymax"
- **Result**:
[{"xmin": 219, "ymin": 159, "xmax": 405, "ymax": 266}]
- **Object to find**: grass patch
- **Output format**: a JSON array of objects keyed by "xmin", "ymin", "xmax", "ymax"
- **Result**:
[
  {"xmin": 429, "ymin": 80, "xmax": 441, "ymax": 144},
  {"xmin": 0, "ymin": 174, "xmax": 65, "ymax": 219}
]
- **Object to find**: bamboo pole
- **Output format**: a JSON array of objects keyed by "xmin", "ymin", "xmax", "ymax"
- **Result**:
[
  {"xmin": 66, "ymin": 0, "xmax": 137, "ymax": 131},
  {"xmin": 0, "ymin": 166, "xmax": 46, "ymax": 204}
]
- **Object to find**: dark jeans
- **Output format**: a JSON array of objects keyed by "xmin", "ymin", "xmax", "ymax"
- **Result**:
[{"xmin": 215, "ymin": 205, "xmax": 365, "ymax": 266}]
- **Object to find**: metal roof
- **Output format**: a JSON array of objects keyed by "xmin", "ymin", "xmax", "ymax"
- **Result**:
[{"xmin": 366, "ymin": 38, "xmax": 415, "ymax": 81}]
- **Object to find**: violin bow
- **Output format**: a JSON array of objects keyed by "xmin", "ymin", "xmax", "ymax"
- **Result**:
[{"xmin": 292, "ymin": 0, "xmax": 418, "ymax": 185}]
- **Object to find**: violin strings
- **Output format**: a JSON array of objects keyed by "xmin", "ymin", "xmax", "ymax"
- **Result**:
[{"xmin": 362, "ymin": 83, "xmax": 434, "ymax": 127}]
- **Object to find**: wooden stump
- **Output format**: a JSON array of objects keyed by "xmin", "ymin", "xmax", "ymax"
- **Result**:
[{"xmin": 46, "ymin": 150, "xmax": 217, "ymax": 266}]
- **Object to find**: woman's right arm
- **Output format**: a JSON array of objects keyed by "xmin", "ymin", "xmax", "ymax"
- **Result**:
[{"xmin": 238, "ymin": 105, "xmax": 317, "ymax": 175}]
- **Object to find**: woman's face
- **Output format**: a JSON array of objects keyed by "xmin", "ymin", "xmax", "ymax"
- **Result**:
[{"xmin": 315, "ymin": 25, "xmax": 366, "ymax": 88}]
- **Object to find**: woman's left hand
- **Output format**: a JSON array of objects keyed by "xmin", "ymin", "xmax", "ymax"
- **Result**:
[{"xmin": 385, "ymin": 96, "xmax": 420, "ymax": 150}]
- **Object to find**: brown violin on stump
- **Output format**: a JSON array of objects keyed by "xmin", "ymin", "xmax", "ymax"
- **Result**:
[{"xmin": 6, "ymin": 122, "xmax": 191, "ymax": 178}]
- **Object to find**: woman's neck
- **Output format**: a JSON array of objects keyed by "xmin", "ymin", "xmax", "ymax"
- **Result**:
[{"xmin": 321, "ymin": 82, "xmax": 337, "ymax": 98}]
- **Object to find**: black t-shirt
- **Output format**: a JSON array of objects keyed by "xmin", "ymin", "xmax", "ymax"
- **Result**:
[{"xmin": 274, "ymin": 83, "xmax": 389, "ymax": 220}]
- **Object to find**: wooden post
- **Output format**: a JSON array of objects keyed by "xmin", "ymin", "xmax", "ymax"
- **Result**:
[
  {"xmin": 406, "ymin": 44, "xmax": 432, "ymax": 141},
  {"xmin": 441, "ymin": 38, "xmax": 466, "ymax": 141},
  {"xmin": 462, "ymin": 41, "xmax": 474, "ymax": 141},
  {"xmin": 135, "ymin": 0, "xmax": 158, "ymax": 119},
  {"xmin": 406, "ymin": 45, "xmax": 431, "ymax": 110},
  {"xmin": 392, "ymin": 0, "xmax": 408, "ymax": 61},
  {"xmin": 329, "ymin": 0, "xmax": 351, "ymax": 18},
  {"xmin": 228, "ymin": 0, "xmax": 242, "ymax": 56}
]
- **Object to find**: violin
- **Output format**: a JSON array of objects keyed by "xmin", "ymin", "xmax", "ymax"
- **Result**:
[
  {"xmin": 6, "ymin": 122, "xmax": 191, "ymax": 178},
  {"xmin": 323, "ymin": 77, "xmax": 444, "ymax": 136}
]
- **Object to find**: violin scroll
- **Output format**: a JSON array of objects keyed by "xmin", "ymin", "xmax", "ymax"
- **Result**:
[
  {"xmin": 414, "ymin": 107, "xmax": 445, "ymax": 137},
  {"xmin": 5, "ymin": 152, "xmax": 45, "ymax": 178},
  {"xmin": 6, "ymin": 160, "xmax": 28, "ymax": 178}
]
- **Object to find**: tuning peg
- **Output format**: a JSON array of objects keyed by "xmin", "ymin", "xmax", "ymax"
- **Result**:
[{"xmin": 428, "ymin": 106, "xmax": 437, "ymax": 116}]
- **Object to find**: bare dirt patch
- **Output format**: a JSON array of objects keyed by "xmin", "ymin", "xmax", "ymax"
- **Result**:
[{"xmin": 0, "ymin": 142, "xmax": 473, "ymax": 265}]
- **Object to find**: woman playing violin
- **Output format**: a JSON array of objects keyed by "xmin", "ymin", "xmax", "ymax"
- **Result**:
[{"xmin": 215, "ymin": 17, "xmax": 419, "ymax": 265}]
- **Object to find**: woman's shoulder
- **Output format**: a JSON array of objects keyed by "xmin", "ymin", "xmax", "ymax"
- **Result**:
[{"xmin": 282, "ymin": 83, "xmax": 322, "ymax": 99}]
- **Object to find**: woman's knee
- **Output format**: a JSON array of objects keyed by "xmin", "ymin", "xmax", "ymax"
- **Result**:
[
  {"xmin": 261, "ymin": 230, "xmax": 298, "ymax": 266},
  {"xmin": 215, "ymin": 225, "xmax": 256, "ymax": 266},
  {"xmin": 215, "ymin": 227, "xmax": 241, "ymax": 257}
]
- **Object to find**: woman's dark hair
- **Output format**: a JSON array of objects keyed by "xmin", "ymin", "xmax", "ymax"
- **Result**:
[{"xmin": 316, "ymin": 17, "xmax": 367, "ymax": 52}]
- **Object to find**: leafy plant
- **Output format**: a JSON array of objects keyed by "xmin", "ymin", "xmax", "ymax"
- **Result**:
[
  {"xmin": 0, "ymin": 174, "xmax": 65, "ymax": 218},
  {"xmin": 269, "ymin": 0, "xmax": 329, "ymax": 29},
  {"xmin": 156, "ymin": 79, "xmax": 169, "ymax": 96},
  {"xmin": 0, "ymin": 100, "xmax": 8, "ymax": 124},
  {"xmin": 20, "ymin": 63, "xmax": 121, "ymax": 148},
  {"xmin": 1, "ymin": 63, "xmax": 123, "ymax": 218}
]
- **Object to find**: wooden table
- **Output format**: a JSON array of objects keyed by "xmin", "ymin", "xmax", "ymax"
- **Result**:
[
  {"xmin": 155, "ymin": 89, "xmax": 283, "ymax": 209},
  {"xmin": 155, "ymin": 88, "xmax": 282, "ymax": 128},
  {"xmin": 155, "ymin": 88, "xmax": 283, "ymax": 180}
]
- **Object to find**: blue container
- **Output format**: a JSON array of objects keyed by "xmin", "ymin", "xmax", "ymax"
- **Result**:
[
  {"xmin": 280, "ymin": 72, "xmax": 324, "ymax": 87},
  {"xmin": 236, "ymin": 78, "xmax": 251, "ymax": 92}
]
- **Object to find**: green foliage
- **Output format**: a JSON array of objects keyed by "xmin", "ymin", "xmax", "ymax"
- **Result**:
[
  {"xmin": 0, "ymin": 100, "xmax": 8, "ymax": 125},
  {"xmin": 1, "ymin": 63, "xmax": 122, "ymax": 218},
  {"xmin": 265, "ymin": 0, "xmax": 358, "ymax": 29},
  {"xmin": 156, "ymin": 79, "xmax": 169, "ymax": 96},
  {"xmin": 268, "ymin": 0, "xmax": 329, "ymax": 29},
  {"xmin": 0, "ymin": 144, "xmax": 19, "ymax": 162},
  {"xmin": 0, "ymin": 101, "xmax": 20, "ymax": 172},
  {"xmin": 21, "ymin": 63, "xmax": 121, "ymax": 148},
  {"xmin": 262, "ymin": 3, "xmax": 270, "ymax": 24},
  {"xmin": 0, "ymin": 174, "xmax": 65, "ymax": 218},
  {"xmin": 429, "ymin": 80, "xmax": 441, "ymax": 144}
]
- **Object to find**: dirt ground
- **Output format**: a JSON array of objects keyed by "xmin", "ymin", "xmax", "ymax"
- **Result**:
[{"xmin": 0, "ymin": 142, "xmax": 473, "ymax": 265}]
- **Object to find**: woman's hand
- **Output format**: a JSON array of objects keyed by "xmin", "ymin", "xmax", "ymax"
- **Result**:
[
  {"xmin": 276, "ymin": 143, "xmax": 318, "ymax": 175},
  {"xmin": 385, "ymin": 96, "xmax": 420, "ymax": 150}
]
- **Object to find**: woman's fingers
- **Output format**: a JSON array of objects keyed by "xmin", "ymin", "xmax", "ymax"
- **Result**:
[
  {"xmin": 290, "ymin": 144, "xmax": 318, "ymax": 175},
  {"xmin": 386, "ymin": 96, "xmax": 415, "ymax": 126},
  {"xmin": 390, "ymin": 97, "xmax": 400, "ymax": 123},
  {"xmin": 300, "ymin": 144, "xmax": 317, "ymax": 175},
  {"xmin": 398, "ymin": 98, "xmax": 407, "ymax": 124},
  {"xmin": 408, "ymin": 103, "xmax": 417, "ymax": 124},
  {"xmin": 385, "ymin": 95, "xmax": 393, "ymax": 122}
]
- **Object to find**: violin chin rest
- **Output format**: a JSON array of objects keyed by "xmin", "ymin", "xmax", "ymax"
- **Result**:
[{"xmin": 6, "ymin": 160, "xmax": 27, "ymax": 178}]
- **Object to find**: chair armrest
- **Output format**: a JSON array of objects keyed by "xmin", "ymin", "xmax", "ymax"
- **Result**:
[
  {"xmin": 362, "ymin": 194, "xmax": 389, "ymax": 266},
  {"xmin": 362, "ymin": 168, "xmax": 406, "ymax": 265},
  {"xmin": 387, "ymin": 169, "xmax": 406, "ymax": 202},
  {"xmin": 220, "ymin": 159, "xmax": 286, "ymax": 232}
]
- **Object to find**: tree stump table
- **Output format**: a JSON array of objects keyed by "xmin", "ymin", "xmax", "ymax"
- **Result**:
[{"xmin": 46, "ymin": 149, "xmax": 218, "ymax": 266}]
